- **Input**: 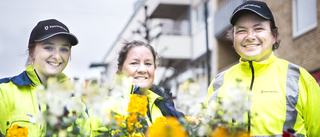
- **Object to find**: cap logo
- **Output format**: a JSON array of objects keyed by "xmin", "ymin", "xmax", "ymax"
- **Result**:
[
  {"xmin": 234, "ymin": 4, "xmax": 261, "ymax": 14},
  {"xmin": 43, "ymin": 25, "xmax": 68, "ymax": 32}
]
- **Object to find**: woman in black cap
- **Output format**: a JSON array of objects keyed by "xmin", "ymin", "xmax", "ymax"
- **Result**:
[{"xmin": 0, "ymin": 19, "xmax": 90, "ymax": 136}]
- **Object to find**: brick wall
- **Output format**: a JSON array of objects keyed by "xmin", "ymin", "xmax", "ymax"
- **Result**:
[{"xmin": 264, "ymin": 0, "xmax": 320, "ymax": 72}]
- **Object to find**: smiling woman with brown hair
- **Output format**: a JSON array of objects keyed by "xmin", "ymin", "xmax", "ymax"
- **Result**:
[
  {"xmin": 0, "ymin": 19, "xmax": 90, "ymax": 136},
  {"xmin": 90, "ymin": 40, "xmax": 184, "ymax": 136}
]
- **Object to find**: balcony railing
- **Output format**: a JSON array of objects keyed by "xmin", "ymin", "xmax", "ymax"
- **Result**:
[
  {"xmin": 159, "ymin": 19, "xmax": 190, "ymax": 36},
  {"xmin": 214, "ymin": 0, "xmax": 244, "ymax": 38}
]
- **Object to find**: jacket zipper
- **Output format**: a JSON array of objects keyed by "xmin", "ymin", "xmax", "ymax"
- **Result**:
[{"xmin": 248, "ymin": 61, "xmax": 255, "ymax": 132}]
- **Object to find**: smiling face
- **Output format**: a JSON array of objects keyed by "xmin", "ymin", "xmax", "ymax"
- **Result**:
[
  {"xmin": 121, "ymin": 46, "xmax": 155, "ymax": 92},
  {"xmin": 30, "ymin": 35, "xmax": 71, "ymax": 82},
  {"xmin": 233, "ymin": 12, "xmax": 277, "ymax": 62}
]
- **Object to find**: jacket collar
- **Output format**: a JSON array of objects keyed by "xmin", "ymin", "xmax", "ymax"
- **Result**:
[
  {"xmin": 239, "ymin": 52, "xmax": 277, "ymax": 76},
  {"xmin": 130, "ymin": 84, "xmax": 161, "ymax": 100},
  {"xmin": 11, "ymin": 65, "xmax": 68, "ymax": 87}
]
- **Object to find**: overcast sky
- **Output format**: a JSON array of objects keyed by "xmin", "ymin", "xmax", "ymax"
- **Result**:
[{"xmin": 0, "ymin": 0, "xmax": 137, "ymax": 81}]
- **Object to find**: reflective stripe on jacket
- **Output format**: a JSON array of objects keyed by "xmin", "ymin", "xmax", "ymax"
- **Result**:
[
  {"xmin": 0, "ymin": 65, "xmax": 68, "ymax": 136},
  {"xmin": 206, "ymin": 52, "xmax": 320, "ymax": 136}
]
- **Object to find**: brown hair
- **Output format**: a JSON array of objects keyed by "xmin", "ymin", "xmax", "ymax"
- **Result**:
[
  {"xmin": 25, "ymin": 43, "xmax": 36, "ymax": 66},
  {"xmin": 117, "ymin": 40, "xmax": 160, "ymax": 73}
]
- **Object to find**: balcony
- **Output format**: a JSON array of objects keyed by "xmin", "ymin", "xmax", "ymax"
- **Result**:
[
  {"xmin": 150, "ymin": 19, "xmax": 191, "ymax": 70},
  {"xmin": 147, "ymin": 0, "xmax": 191, "ymax": 20},
  {"xmin": 214, "ymin": 0, "xmax": 244, "ymax": 39},
  {"xmin": 157, "ymin": 34, "xmax": 191, "ymax": 68}
]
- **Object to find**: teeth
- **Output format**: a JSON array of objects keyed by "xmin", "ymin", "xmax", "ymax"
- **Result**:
[
  {"xmin": 245, "ymin": 44, "xmax": 258, "ymax": 47},
  {"xmin": 48, "ymin": 62, "xmax": 60, "ymax": 66},
  {"xmin": 135, "ymin": 77, "xmax": 147, "ymax": 79}
]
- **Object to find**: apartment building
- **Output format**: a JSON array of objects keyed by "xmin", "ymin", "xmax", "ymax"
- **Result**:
[
  {"xmin": 93, "ymin": 0, "xmax": 320, "ymax": 104},
  {"xmin": 96, "ymin": 0, "xmax": 217, "ymax": 103}
]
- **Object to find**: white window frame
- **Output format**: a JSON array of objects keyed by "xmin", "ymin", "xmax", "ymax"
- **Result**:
[
  {"xmin": 196, "ymin": 3, "xmax": 205, "ymax": 28},
  {"xmin": 292, "ymin": 0, "xmax": 317, "ymax": 38}
]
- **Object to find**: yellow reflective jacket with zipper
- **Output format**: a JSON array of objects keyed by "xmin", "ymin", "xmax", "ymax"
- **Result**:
[
  {"xmin": 206, "ymin": 52, "xmax": 320, "ymax": 136},
  {"xmin": 0, "ymin": 65, "xmax": 91, "ymax": 136}
]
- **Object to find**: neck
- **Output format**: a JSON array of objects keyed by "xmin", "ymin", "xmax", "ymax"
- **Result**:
[
  {"xmin": 33, "ymin": 69, "xmax": 47, "ymax": 83},
  {"xmin": 139, "ymin": 88, "xmax": 148, "ymax": 96}
]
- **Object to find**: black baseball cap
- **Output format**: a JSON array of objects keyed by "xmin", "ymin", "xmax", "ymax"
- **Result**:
[
  {"xmin": 29, "ymin": 19, "xmax": 78, "ymax": 46},
  {"xmin": 230, "ymin": 0, "xmax": 275, "ymax": 26}
]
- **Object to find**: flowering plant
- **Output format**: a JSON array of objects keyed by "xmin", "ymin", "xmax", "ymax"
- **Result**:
[
  {"xmin": 6, "ymin": 124, "xmax": 29, "ymax": 137},
  {"xmin": 176, "ymin": 79, "xmax": 251, "ymax": 137},
  {"xmin": 147, "ymin": 116, "xmax": 187, "ymax": 137},
  {"xmin": 80, "ymin": 73, "xmax": 149, "ymax": 137},
  {"xmin": 126, "ymin": 94, "xmax": 148, "ymax": 134},
  {"xmin": 282, "ymin": 128, "xmax": 296, "ymax": 137},
  {"xmin": 33, "ymin": 72, "xmax": 150, "ymax": 137},
  {"xmin": 34, "ymin": 77, "xmax": 89, "ymax": 136},
  {"xmin": 32, "ymin": 74, "xmax": 298, "ymax": 137}
]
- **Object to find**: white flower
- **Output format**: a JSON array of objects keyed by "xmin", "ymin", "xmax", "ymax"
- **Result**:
[
  {"xmin": 48, "ymin": 102, "xmax": 64, "ymax": 117},
  {"xmin": 48, "ymin": 114, "xmax": 59, "ymax": 127},
  {"xmin": 197, "ymin": 124, "xmax": 212, "ymax": 137},
  {"xmin": 202, "ymin": 101, "xmax": 217, "ymax": 121},
  {"xmin": 110, "ymin": 73, "xmax": 133, "ymax": 98},
  {"xmin": 188, "ymin": 103, "xmax": 202, "ymax": 118},
  {"xmin": 176, "ymin": 81, "xmax": 201, "ymax": 116},
  {"xmin": 66, "ymin": 97, "xmax": 84, "ymax": 113},
  {"xmin": 219, "ymin": 82, "xmax": 251, "ymax": 123}
]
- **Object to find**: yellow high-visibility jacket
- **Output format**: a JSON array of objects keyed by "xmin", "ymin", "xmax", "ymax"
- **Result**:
[
  {"xmin": 206, "ymin": 52, "xmax": 320, "ymax": 136},
  {"xmin": 0, "ymin": 65, "xmax": 91, "ymax": 136}
]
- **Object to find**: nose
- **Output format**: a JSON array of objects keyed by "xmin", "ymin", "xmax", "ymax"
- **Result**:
[
  {"xmin": 52, "ymin": 50, "xmax": 62, "ymax": 60},
  {"xmin": 137, "ymin": 64, "xmax": 147, "ymax": 74},
  {"xmin": 246, "ymin": 30, "xmax": 256, "ymax": 41}
]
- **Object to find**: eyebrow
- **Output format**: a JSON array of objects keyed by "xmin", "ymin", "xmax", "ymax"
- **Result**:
[
  {"xmin": 42, "ymin": 41, "xmax": 70, "ymax": 47},
  {"xmin": 42, "ymin": 41, "xmax": 54, "ymax": 45},
  {"xmin": 235, "ymin": 22, "xmax": 264, "ymax": 29},
  {"xmin": 129, "ymin": 58, "xmax": 153, "ymax": 62},
  {"xmin": 253, "ymin": 22, "xmax": 263, "ymax": 27}
]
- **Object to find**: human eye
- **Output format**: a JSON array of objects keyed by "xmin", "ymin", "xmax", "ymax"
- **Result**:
[
  {"xmin": 255, "ymin": 27, "xmax": 264, "ymax": 31},
  {"xmin": 130, "ymin": 62, "xmax": 138, "ymax": 65},
  {"xmin": 235, "ymin": 29, "xmax": 246, "ymax": 34},
  {"xmin": 43, "ymin": 46, "xmax": 53, "ymax": 51},
  {"xmin": 60, "ymin": 47, "xmax": 70, "ymax": 52},
  {"xmin": 146, "ymin": 62, "xmax": 152, "ymax": 66}
]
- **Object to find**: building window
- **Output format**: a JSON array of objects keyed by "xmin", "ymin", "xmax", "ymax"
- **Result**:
[
  {"xmin": 292, "ymin": 0, "xmax": 317, "ymax": 38},
  {"xmin": 195, "ymin": 4, "xmax": 205, "ymax": 28}
]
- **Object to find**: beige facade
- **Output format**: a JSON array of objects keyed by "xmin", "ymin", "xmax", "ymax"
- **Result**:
[
  {"xmin": 268, "ymin": 0, "xmax": 320, "ymax": 72},
  {"xmin": 93, "ymin": 0, "xmax": 320, "ymax": 102}
]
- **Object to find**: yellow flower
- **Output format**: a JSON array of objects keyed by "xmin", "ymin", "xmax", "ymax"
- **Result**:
[
  {"xmin": 7, "ymin": 124, "xmax": 29, "ymax": 137},
  {"xmin": 127, "ymin": 94, "xmax": 148, "ymax": 117},
  {"xmin": 126, "ymin": 94, "xmax": 148, "ymax": 132},
  {"xmin": 127, "ymin": 113, "xmax": 138, "ymax": 123},
  {"xmin": 185, "ymin": 116, "xmax": 200, "ymax": 123},
  {"xmin": 147, "ymin": 117, "xmax": 187, "ymax": 137},
  {"xmin": 210, "ymin": 126, "xmax": 249, "ymax": 137},
  {"xmin": 210, "ymin": 126, "xmax": 228, "ymax": 137},
  {"xmin": 237, "ymin": 131, "xmax": 250, "ymax": 137},
  {"xmin": 126, "ymin": 113, "xmax": 138, "ymax": 132},
  {"xmin": 115, "ymin": 114, "xmax": 125, "ymax": 126}
]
